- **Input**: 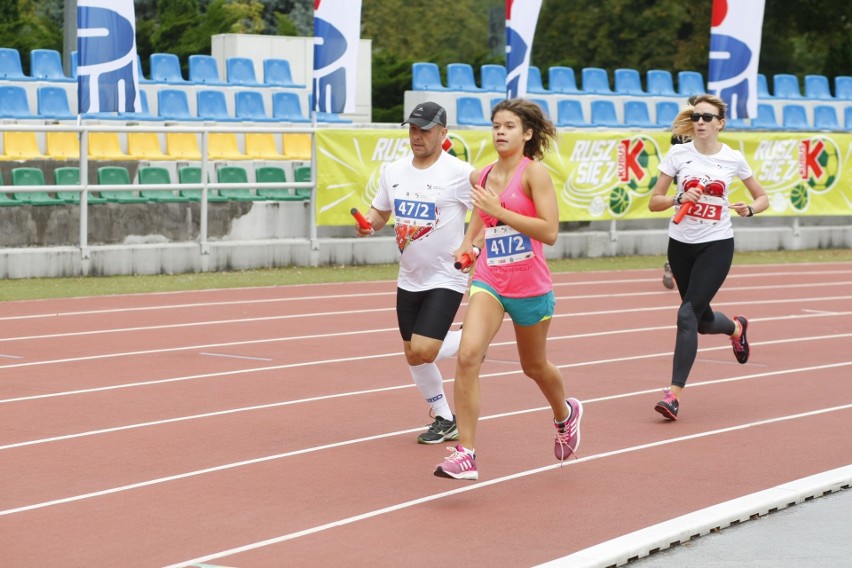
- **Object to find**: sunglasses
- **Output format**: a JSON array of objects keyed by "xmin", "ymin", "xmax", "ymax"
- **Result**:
[{"xmin": 691, "ymin": 112, "xmax": 720, "ymax": 122}]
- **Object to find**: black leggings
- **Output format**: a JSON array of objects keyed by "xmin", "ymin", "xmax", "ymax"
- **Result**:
[{"xmin": 667, "ymin": 237, "xmax": 738, "ymax": 387}]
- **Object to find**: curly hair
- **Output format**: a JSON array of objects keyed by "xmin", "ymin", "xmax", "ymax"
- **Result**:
[
  {"xmin": 491, "ymin": 98, "xmax": 558, "ymax": 161},
  {"xmin": 670, "ymin": 94, "xmax": 727, "ymax": 140}
]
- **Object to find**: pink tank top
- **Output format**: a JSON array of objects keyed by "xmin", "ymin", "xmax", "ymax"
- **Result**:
[{"xmin": 473, "ymin": 157, "xmax": 553, "ymax": 298}]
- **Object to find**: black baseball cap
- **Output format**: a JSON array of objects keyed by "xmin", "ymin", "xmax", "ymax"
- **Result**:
[{"xmin": 401, "ymin": 101, "xmax": 447, "ymax": 130}]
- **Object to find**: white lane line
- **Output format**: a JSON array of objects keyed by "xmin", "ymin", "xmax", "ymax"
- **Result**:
[
  {"xmin": 160, "ymin": 404, "xmax": 852, "ymax": 568},
  {"xmin": 199, "ymin": 353, "xmax": 273, "ymax": 362}
]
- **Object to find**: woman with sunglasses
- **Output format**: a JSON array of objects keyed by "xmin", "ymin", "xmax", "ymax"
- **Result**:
[{"xmin": 647, "ymin": 94, "xmax": 768, "ymax": 420}]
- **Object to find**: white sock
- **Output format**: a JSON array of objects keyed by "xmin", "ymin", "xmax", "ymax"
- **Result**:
[
  {"xmin": 409, "ymin": 362, "xmax": 453, "ymax": 420},
  {"xmin": 436, "ymin": 329, "xmax": 461, "ymax": 361}
]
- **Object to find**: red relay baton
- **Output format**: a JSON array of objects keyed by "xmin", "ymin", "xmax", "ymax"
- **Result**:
[
  {"xmin": 351, "ymin": 208, "xmax": 372, "ymax": 230},
  {"xmin": 672, "ymin": 180, "xmax": 704, "ymax": 225},
  {"xmin": 454, "ymin": 246, "xmax": 479, "ymax": 270}
]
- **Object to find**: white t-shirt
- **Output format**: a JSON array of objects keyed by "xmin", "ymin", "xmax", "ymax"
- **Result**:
[
  {"xmin": 373, "ymin": 151, "xmax": 474, "ymax": 293},
  {"xmin": 659, "ymin": 142, "xmax": 754, "ymax": 244}
]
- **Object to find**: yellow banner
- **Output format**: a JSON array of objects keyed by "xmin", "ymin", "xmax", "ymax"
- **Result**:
[{"xmin": 316, "ymin": 129, "xmax": 852, "ymax": 225}]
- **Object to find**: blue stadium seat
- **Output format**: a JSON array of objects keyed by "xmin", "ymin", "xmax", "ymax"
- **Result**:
[
  {"xmin": 548, "ymin": 66, "xmax": 579, "ymax": 94},
  {"xmin": 149, "ymin": 53, "xmax": 187, "ymax": 84},
  {"xmin": 751, "ymin": 103, "xmax": 781, "ymax": 129},
  {"xmin": 315, "ymin": 111, "xmax": 352, "ymax": 123},
  {"xmin": 526, "ymin": 66, "xmax": 549, "ymax": 94},
  {"xmin": 782, "ymin": 104, "xmax": 810, "ymax": 130},
  {"xmin": 530, "ymin": 98, "xmax": 550, "ymax": 118},
  {"xmin": 37, "ymin": 86, "xmax": 75, "ymax": 119},
  {"xmin": 757, "ymin": 74, "xmax": 772, "ymax": 98},
  {"xmin": 157, "ymin": 88, "xmax": 201, "ymax": 121},
  {"xmin": 555, "ymin": 99, "xmax": 587, "ymax": 127},
  {"xmin": 725, "ymin": 117, "xmax": 750, "ymax": 130},
  {"xmin": 480, "ymin": 64, "xmax": 507, "ymax": 93},
  {"xmin": 411, "ymin": 62, "xmax": 447, "ymax": 91},
  {"xmin": 189, "ymin": 54, "xmax": 226, "ymax": 85},
  {"xmin": 835, "ymin": 76, "xmax": 852, "ymax": 100},
  {"xmin": 227, "ymin": 57, "xmax": 260, "ymax": 86},
  {"xmin": 655, "ymin": 101, "xmax": 679, "ymax": 128},
  {"xmin": 263, "ymin": 58, "xmax": 305, "ymax": 88},
  {"xmin": 590, "ymin": 100, "xmax": 619, "ymax": 127},
  {"xmin": 813, "ymin": 105, "xmax": 840, "ymax": 131},
  {"xmin": 447, "ymin": 63, "xmax": 481, "ymax": 92},
  {"xmin": 196, "ymin": 89, "xmax": 239, "ymax": 121},
  {"xmin": 647, "ymin": 69, "xmax": 676, "ymax": 96},
  {"xmin": 0, "ymin": 47, "xmax": 32, "ymax": 81},
  {"xmin": 70, "ymin": 51, "xmax": 77, "ymax": 78},
  {"xmin": 623, "ymin": 100, "xmax": 654, "ymax": 127},
  {"xmin": 581, "ymin": 67, "xmax": 612, "ymax": 94},
  {"xmin": 677, "ymin": 71, "xmax": 705, "ymax": 96},
  {"xmin": 804, "ymin": 75, "xmax": 832, "ymax": 100},
  {"xmin": 614, "ymin": 68, "xmax": 645, "ymax": 96},
  {"xmin": 234, "ymin": 90, "xmax": 275, "ymax": 122},
  {"xmin": 773, "ymin": 74, "xmax": 803, "ymax": 99},
  {"xmin": 30, "ymin": 49, "xmax": 74, "ymax": 83},
  {"xmin": 0, "ymin": 85, "xmax": 34, "ymax": 118},
  {"xmin": 456, "ymin": 96, "xmax": 491, "ymax": 126},
  {"xmin": 845, "ymin": 107, "xmax": 852, "ymax": 130},
  {"xmin": 271, "ymin": 92, "xmax": 311, "ymax": 123}
]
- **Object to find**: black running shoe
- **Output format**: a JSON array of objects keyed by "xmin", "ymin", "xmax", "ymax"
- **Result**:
[
  {"xmin": 654, "ymin": 388, "xmax": 679, "ymax": 420},
  {"xmin": 663, "ymin": 262, "xmax": 675, "ymax": 289},
  {"xmin": 417, "ymin": 415, "xmax": 459, "ymax": 445},
  {"xmin": 731, "ymin": 316, "xmax": 750, "ymax": 364}
]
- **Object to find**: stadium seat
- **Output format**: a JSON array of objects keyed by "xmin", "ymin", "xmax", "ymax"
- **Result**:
[
  {"xmin": 46, "ymin": 131, "xmax": 80, "ymax": 160},
  {"xmin": 555, "ymin": 99, "xmax": 587, "ymax": 127},
  {"xmin": 234, "ymin": 90, "xmax": 275, "ymax": 122},
  {"xmin": 128, "ymin": 132, "xmax": 168, "ymax": 160},
  {"xmin": 30, "ymin": 49, "xmax": 74, "ymax": 83},
  {"xmin": 37, "ymin": 86, "xmax": 75, "ymax": 119},
  {"xmin": 804, "ymin": 75, "xmax": 832, "ymax": 100},
  {"xmin": 646, "ymin": 69, "xmax": 676, "ymax": 96},
  {"xmin": 446, "ymin": 63, "xmax": 482, "ymax": 92},
  {"xmin": 315, "ymin": 111, "xmax": 352, "ymax": 123},
  {"xmin": 757, "ymin": 74, "xmax": 772, "ymax": 98},
  {"xmin": 411, "ymin": 62, "xmax": 447, "ymax": 91},
  {"xmin": 283, "ymin": 133, "xmax": 312, "ymax": 160},
  {"xmin": 614, "ymin": 68, "xmax": 645, "ymax": 96},
  {"xmin": 226, "ymin": 57, "xmax": 260, "ymax": 86},
  {"xmin": 149, "ymin": 53, "xmax": 187, "ymax": 83},
  {"xmin": 263, "ymin": 58, "xmax": 305, "ymax": 88},
  {"xmin": 293, "ymin": 165, "xmax": 313, "ymax": 199},
  {"xmin": 526, "ymin": 66, "xmax": 549, "ymax": 94},
  {"xmin": 781, "ymin": 104, "xmax": 810, "ymax": 130},
  {"xmin": 581, "ymin": 67, "xmax": 612, "ymax": 94},
  {"xmin": 157, "ymin": 88, "xmax": 200, "ymax": 121},
  {"xmin": 548, "ymin": 66, "xmax": 579, "ymax": 94},
  {"xmin": 70, "ymin": 50, "xmax": 77, "ymax": 78},
  {"xmin": 97, "ymin": 166, "xmax": 147, "ymax": 203},
  {"xmin": 2, "ymin": 131, "xmax": 45, "ymax": 160},
  {"xmin": 256, "ymin": 166, "xmax": 300, "ymax": 200},
  {"xmin": 456, "ymin": 96, "xmax": 491, "ymax": 126},
  {"xmin": 845, "ymin": 107, "xmax": 852, "ymax": 130},
  {"xmin": 772, "ymin": 74, "xmax": 803, "ymax": 99},
  {"xmin": 271, "ymin": 91, "xmax": 311, "ymax": 123},
  {"xmin": 530, "ymin": 98, "xmax": 550, "ymax": 118},
  {"xmin": 11, "ymin": 167, "xmax": 62, "ymax": 205},
  {"xmin": 0, "ymin": 47, "xmax": 31, "ymax": 80},
  {"xmin": 138, "ymin": 166, "xmax": 190, "ymax": 202},
  {"xmin": 480, "ymin": 64, "xmax": 507, "ymax": 93},
  {"xmin": 590, "ymin": 100, "xmax": 620, "ymax": 127},
  {"xmin": 88, "ymin": 132, "xmax": 128, "ymax": 160},
  {"xmin": 207, "ymin": 132, "xmax": 248, "ymax": 160},
  {"xmin": 165, "ymin": 132, "xmax": 201, "ymax": 160},
  {"xmin": 196, "ymin": 89, "xmax": 239, "ymax": 121},
  {"xmin": 0, "ymin": 85, "xmax": 34, "ymax": 118},
  {"xmin": 245, "ymin": 133, "xmax": 287, "ymax": 160},
  {"xmin": 677, "ymin": 71, "xmax": 705, "ymax": 96},
  {"xmin": 751, "ymin": 103, "xmax": 781, "ymax": 129},
  {"xmin": 655, "ymin": 101, "xmax": 679, "ymax": 128},
  {"xmin": 835, "ymin": 76, "xmax": 852, "ymax": 100},
  {"xmin": 813, "ymin": 105, "xmax": 841, "ymax": 131},
  {"xmin": 216, "ymin": 165, "xmax": 257, "ymax": 201},
  {"xmin": 623, "ymin": 100, "xmax": 654, "ymax": 127},
  {"xmin": 177, "ymin": 166, "xmax": 227, "ymax": 202},
  {"xmin": 725, "ymin": 117, "xmax": 750, "ymax": 130},
  {"xmin": 54, "ymin": 166, "xmax": 107, "ymax": 204},
  {"xmin": 188, "ymin": 54, "xmax": 226, "ymax": 85}
]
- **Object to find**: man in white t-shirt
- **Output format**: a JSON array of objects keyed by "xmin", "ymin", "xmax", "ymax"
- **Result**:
[{"xmin": 356, "ymin": 101, "xmax": 474, "ymax": 444}]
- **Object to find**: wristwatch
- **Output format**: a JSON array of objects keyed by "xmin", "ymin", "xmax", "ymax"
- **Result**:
[
  {"xmin": 747, "ymin": 205, "xmax": 754, "ymax": 217},
  {"xmin": 674, "ymin": 193, "xmax": 683, "ymax": 206}
]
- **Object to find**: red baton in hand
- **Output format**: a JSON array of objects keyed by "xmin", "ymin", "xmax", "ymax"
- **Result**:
[
  {"xmin": 454, "ymin": 246, "xmax": 480, "ymax": 270},
  {"xmin": 351, "ymin": 208, "xmax": 372, "ymax": 230},
  {"xmin": 673, "ymin": 180, "xmax": 704, "ymax": 225}
]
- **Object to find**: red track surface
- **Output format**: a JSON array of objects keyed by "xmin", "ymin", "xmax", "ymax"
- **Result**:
[{"xmin": 1, "ymin": 262, "xmax": 850, "ymax": 567}]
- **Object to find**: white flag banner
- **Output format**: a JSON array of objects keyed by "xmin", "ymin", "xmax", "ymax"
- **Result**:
[
  {"xmin": 77, "ymin": 0, "xmax": 141, "ymax": 114},
  {"xmin": 506, "ymin": 0, "xmax": 543, "ymax": 99},
  {"xmin": 313, "ymin": 0, "xmax": 362, "ymax": 114},
  {"xmin": 708, "ymin": 0, "xmax": 766, "ymax": 119}
]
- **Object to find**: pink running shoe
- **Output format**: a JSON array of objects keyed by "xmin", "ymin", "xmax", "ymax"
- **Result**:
[
  {"xmin": 655, "ymin": 388, "xmax": 679, "ymax": 420},
  {"xmin": 731, "ymin": 316, "xmax": 750, "ymax": 364},
  {"xmin": 434, "ymin": 445, "xmax": 478, "ymax": 480},
  {"xmin": 554, "ymin": 398, "xmax": 583, "ymax": 461}
]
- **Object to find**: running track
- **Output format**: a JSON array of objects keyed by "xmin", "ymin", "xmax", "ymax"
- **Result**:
[{"xmin": 1, "ymin": 262, "xmax": 850, "ymax": 567}]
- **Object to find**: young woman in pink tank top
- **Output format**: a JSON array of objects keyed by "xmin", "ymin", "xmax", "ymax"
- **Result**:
[{"xmin": 434, "ymin": 99, "xmax": 584, "ymax": 481}]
